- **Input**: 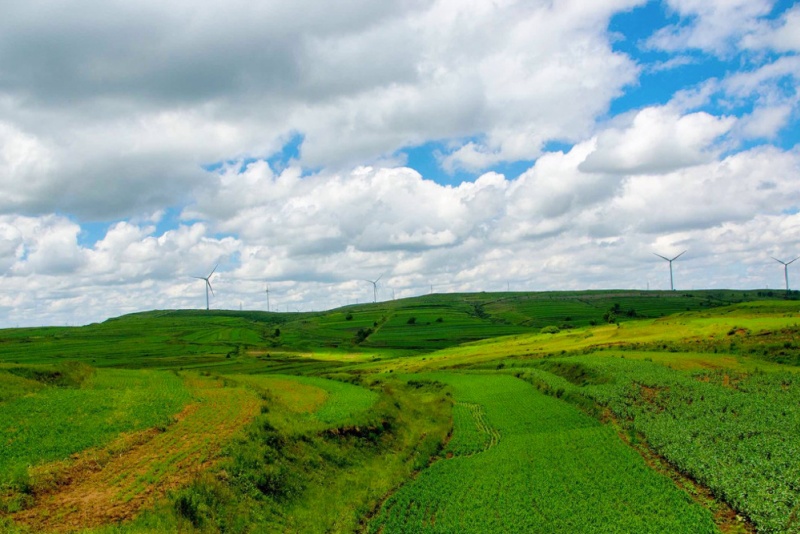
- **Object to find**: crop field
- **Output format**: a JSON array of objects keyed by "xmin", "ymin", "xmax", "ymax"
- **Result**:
[
  {"xmin": 368, "ymin": 373, "xmax": 717, "ymax": 533},
  {"xmin": 2, "ymin": 290, "xmax": 800, "ymax": 533}
]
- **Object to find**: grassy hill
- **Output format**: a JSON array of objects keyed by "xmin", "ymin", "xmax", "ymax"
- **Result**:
[
  {"xmin": 2, "ymin": 289, "xmax": 800, "ymax": 533},
  {"xmin": 0, "ymin": 289, "xmax": 782, "ymax": 371}
]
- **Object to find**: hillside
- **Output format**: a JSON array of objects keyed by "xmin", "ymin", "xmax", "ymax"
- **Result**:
[
  {"xmin": 2, "ymin": 291, "xmax": 800, "ymax": 533},
  {"xmin": 0, "ymin": 290, "xmax": 781, "ymax": 371}
]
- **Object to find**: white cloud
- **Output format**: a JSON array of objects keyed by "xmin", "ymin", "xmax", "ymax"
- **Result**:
[
  {"xmin": 2, "ymin": 139, "xmax": 800, "ymax": 326},
  {"xmin": 738, "ymin": 104, "xmax": 794, "ymax": 139},
  {"xmin": 579, "ymin": 106, "xmax": 735, "ymax": 174},
  {"xmin": 647, "ymin": 0, "xmax": 773, "ymax": 55},
  {"xmin": 743, "ymin": 5, "xmax": 800, "ymax": 52},
  {"xmin": 596, "ymin": 145, "xmax": 800, "ymax": 234},
  {"xmin": 2, "ymin": 0, "xmax": 800, "ymax": 327},
  {"xmin": 0, "ymin": 0, "xmax": 645, "ymax": 220}
]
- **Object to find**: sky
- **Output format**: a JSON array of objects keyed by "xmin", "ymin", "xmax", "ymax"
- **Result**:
[{"xmin": 1, "ymin": 0, "xmax": 800, "ymax": 327}]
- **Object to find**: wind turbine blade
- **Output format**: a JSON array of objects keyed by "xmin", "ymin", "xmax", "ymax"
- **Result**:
[
  {"xmin": 207, "ymin": 281, "xmax": 215, "ymax": 296},
  {"xmin": 653, "ymin": 253, "xmax": 670, "ymax": 261},
  {"xmin": 208, "ymin": 263, "xmax": 218, "ymax": 278},
  {"xmin": 788, "ymin": 257, "xmax": 800, "ymax": 265},
  {"xmin": 771, "ymin": 257, "xmax": 784, "ymax": 264},
  {"xmin": 672, "ymin": 250, "xmax": 687, "ymax": 261},
  {"xmin": 376, "ymin": 274, "xmax": 383, "ymax": 284}
]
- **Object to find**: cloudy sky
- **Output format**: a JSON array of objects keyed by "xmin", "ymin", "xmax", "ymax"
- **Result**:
[{"xmin": 1, "ymin": 0, "xmax": 799, "ymax": 327}]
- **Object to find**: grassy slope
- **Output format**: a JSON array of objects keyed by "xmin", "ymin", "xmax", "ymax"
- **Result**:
[
  {"xmin": 0, "ymin": 290, "xmax": 779, "ymax": 371},
  {"xmin": 2, "ymin": 291, "xmax": 799, "ymax": 533}
]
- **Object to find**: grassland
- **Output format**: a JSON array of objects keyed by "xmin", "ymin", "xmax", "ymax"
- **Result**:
[{"xmin": 1, "ymin": 290, "xmax": 800, "ymax": 533}]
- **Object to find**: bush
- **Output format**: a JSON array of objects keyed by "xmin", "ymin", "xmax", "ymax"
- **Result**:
[
  {"xmin": 541, "ymin": 326, "xmax": 560, "ymax": 334},
  {"xmin": 354, "ymin": 328, "xmax": 374, "ymax": 344},
  {"xmin": 407, "ymin": 317, "xmax": 417, "ymax": 325}
]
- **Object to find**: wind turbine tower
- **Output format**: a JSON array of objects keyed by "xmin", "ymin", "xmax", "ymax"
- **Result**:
[
  {"xmin": 772, "ymin": 256, "xmax": 799, "ymax": 292},
  {"xmin": 364, "ymin": 274, "xmax": 382, "ymax": 303},
  {"xmin": 653, "ymin": 251, "xmax": 686, "ymax": 291},
  {"xmin": 265, "ymin": 283, "xmax": 270, "ymax": 312},
  {"xmin": 194, "ymin": 264, "xmax": 217, "ymax": 310}
]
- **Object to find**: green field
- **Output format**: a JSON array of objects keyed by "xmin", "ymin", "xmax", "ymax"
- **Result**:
[
  {"xmin": 369, "ymin": 373, "xmax": 716, "ymax": 533},
  {"xmin": 2, "ymin": 290, "xmax": 800, "ymax": 533}
]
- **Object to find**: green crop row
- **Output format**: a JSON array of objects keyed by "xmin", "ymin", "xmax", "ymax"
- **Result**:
[
  {"xmin": 518, "ymin": 355, "xmax": 800, "ymax": 533},
  {"xmin": 369, "ymin": 373, "xmax": 717, "ymax": 533}
]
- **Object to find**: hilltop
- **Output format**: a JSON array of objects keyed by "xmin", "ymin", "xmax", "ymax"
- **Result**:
[{"xmin": 0, "ymin": 289, "xmax": 784, "ymax": 372}]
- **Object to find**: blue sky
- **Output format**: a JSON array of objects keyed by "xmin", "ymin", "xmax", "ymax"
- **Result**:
[{"xmin": 1, "ymin": 0, "xmax": 800, "ymax": 326}]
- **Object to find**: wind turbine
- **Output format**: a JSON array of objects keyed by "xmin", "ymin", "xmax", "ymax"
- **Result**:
[
  {"xmin": 194, "ymin": 264, "xmax": 217, "ymax": 310},
  {"xmin": 364, "ymin": 274, "xmax": 382, "ymax": 303},
  {"xmin": 653, "ymin": 251, "xmax": 686, "ymax": 291},
  {"xmin": 772, "ymin": 256, "xmax": 799, "ymax": 292},
  {"xmin": 265, "ymin": 283, "xmax": 270, "ymax": 312}
]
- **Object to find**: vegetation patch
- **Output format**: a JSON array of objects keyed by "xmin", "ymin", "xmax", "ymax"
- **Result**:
[
  {"xmin": 8, "ymin": 374, "xmax": 261, "ymax": 533},
  {"xmin": 369, "ymin": 373, "xmax": 716, "ymax": 533}
]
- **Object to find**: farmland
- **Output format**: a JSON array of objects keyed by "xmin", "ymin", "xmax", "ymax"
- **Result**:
[{"xmin": 1, "ymin": 290, "xmax": 800, "ymax": 532}]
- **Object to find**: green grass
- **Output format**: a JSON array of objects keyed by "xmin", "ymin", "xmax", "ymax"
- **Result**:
[
  {"xmin": 3, "ymin": 292, "xmax": 800, "ymax": 533},
  {"xmin": 0, "ymin": 290, "xmax": 782, "ymax": 370},
  {"xmin": 0, "ymin": 368, "xmax": 191, "ymax": 490},
  {"xmin": 369, "ymin": 373, "xmax": 717, "ymax": 533},
  {"xmin": 86, "ymin": 377, "xmax": 452, "ymax": 534}
]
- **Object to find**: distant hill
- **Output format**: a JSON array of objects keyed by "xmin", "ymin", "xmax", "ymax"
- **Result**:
[{"xmin": 0, "ymin": 290, "xmax": 790, "ymax": 372}]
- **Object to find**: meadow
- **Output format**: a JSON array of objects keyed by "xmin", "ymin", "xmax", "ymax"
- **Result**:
[{"xmin": 1, "ymin": 290, "xmax": 799, "ymax": 532}]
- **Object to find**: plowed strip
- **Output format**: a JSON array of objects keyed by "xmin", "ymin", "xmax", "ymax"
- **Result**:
[{"xmin": 12, "ymin": 375, "xmax": 260, "ymax": 533}]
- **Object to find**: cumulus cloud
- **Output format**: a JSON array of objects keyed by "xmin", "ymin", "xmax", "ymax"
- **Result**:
[
  {"xmin": 579, "ymin": 106, "xmax": 735, "ymax": 174},
  {"xmin": 0, "ymin": 0, "xmax": 644, "ymax": 219},
  {"xmin": 2, "ymin": 139, "xmax": 800, "ymax": 326},
  {"xmin": 2, "ymin": 0, "xmax": 800, "ymax": 327},
  {"xmin": 592, "ymin": 145, "xmax": 800, "ymax": 234}
]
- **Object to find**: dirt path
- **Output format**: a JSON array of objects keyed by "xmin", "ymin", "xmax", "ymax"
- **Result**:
[{"xmin": 13, "ymin": 375, "xmax": 260, "ymax": 533}]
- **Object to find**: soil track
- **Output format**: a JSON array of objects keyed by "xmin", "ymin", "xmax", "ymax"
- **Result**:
[{"xmin": 13, "ymin": 375, "xmax": 260, "ymax": 533}]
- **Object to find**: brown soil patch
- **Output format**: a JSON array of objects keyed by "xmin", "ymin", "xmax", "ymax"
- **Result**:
[{"xmin": 12, "ymin": 375, "xmax": 260, "ymax": 533}]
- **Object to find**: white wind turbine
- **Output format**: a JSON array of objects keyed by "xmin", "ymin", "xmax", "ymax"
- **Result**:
[
  {"xmin": 194, "ymin": 264, "xmax": 217, "ymax": 310},
  {"xmin": 653, "ymin": 251, "xmax": 686, "ymax": 291},
  {"xmin": 364, "ymin": 274, "xmax": 383, "ymax": 303},
  {"xmin": 772, "ymin": 256, "xmax": 799, "ymax": 292}
]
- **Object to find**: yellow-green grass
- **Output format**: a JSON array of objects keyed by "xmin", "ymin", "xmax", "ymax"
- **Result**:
[
  {"xmin": 589, "ymin": 350, "xmax": 800, "ymax": 373},
  {"xmin": 226, "ymin": 374, "xmax": 329, "ymax": 413},
  {"xmin": 81, "ymin": 377, "xmax": 452, "ymax": 534},
  {"xmin": 357, "ymin": 302, "xmax": 800, "ymax": 374},
  {"xmin": 225, "ymin": 373, "xmax": 379, "ymax": 430}
]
